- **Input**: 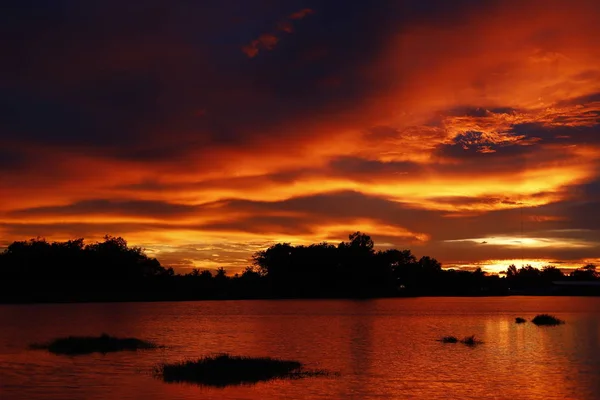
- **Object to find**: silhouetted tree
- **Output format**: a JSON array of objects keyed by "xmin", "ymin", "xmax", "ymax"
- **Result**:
[
  {"xmin": 571, "ymin": 264, "xmax": 597, "ymax": 280},
  {"xmin": 0, "ymin": 236, "xmax": 167, "ymax": 281},
  {"xmin": 541, "ymin": 266, "xmax": 564, "ymax": 282},
  {"xmin": 2, "ymin": 232, "xmax": 597, "ymax": 303},
  {"xmin": 506, "ymin": 264, "xmax": 518, "ymax": 279},
  {"xmin": 215, "ymin": 267, "xmax": 227, "ymax": 280}
]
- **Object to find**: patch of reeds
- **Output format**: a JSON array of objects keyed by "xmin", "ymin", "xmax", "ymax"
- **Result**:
[
  {"xmin": 438, "ymin": 335, "xmax": 482, "ymax": 346},
  {"xmin": 439, "ymin": 336, "xmax": 459, "ymax": 343},
  {"xmin": 460, "ymin": 335, "xmax": 483, "ymax": 346},
  {"xmin": 155, "ymin": 354, "xmax": 331, "ymax": 387},
  {"xmin": 515, "ymin": 317, "xmax": 527, "ymax": 324},
  {"xmin": 30, "ymin": 333, "xmax": 159, "ymax": 355}
]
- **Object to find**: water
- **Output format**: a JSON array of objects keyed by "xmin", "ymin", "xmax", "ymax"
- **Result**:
[{"xmin": 0, "ymin": 297, "xmax": 599, "ymax": 400}]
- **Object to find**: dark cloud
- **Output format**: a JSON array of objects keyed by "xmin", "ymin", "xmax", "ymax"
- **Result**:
[
  {"xmin": 435, "ymin": 131, "xmax": 534, "ymax": 160},
  {"xmin": 0, "ymin": 0, "xmax": 506, "ymax": 164},
  {"xmin": 200, "ymin": 215, "xmax": 313, "ymax": 236},
  {"xmin": 3, "ymin": 0, "xmax": 600, "ymax": 271},
  {"xmin": 556, "ymin": 91, "xmax": 600, "ymax": 107},
  {"xmin": 444, "ymin": 106, "xmax": 518, "ymax": 118},
  {"xmin": 0, "ymin": 89, "xmax": 101, "ymax": 145},
  {"xmin": 9, "ymin": 199, "xmax": 198, "ymax": 218},
  {"xmin": 428, "ymin": 196, "xmax": 527, "ymax": 207},
  {"xmin": 225, "ymin": 191, "xmax": 397, "ymax": 216},
  {"xmin": 0, "ymin": 222, "xmax": 155, "ymax": 239},
  {"xmin": 0, "ymin": 148, "xmax": 26, "ymax": 171},
  {"xmin": 510, "ymin": 123, "xmax": 600, "ymax": 145}
]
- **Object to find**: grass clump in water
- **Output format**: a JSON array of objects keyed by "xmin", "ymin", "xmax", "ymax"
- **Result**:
[
  {"xmin": 30, "ymin": 333, "xmax": 159, "ymax": 355},
  {"xmin": 439, "ymin": 336, "xmax": 459, "ymax": 343},
  {"xmin": 531, "ymin": 314, "xmax": 564, "ymax": 326},
  {"xmin": 515, "ymin": 317, "xmax": 527, "ymax": 324},
  {"xmin": 155, "ymin": 354, "xmax": 331, "ymax": 387},
  {"xmin": 460, "ymin": 335, "xmax": 483, "ymax": 346},
  {"xmin": 438, "ymin": 335, "xmax": 482, "ymax": 346}
]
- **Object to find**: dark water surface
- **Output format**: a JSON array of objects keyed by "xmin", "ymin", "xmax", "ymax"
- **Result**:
[{"xmin": 1, "ymin": 297, "xmax": 599, "ymax": 399}]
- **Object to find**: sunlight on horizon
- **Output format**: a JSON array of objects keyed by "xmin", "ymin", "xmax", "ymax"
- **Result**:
[{"xmin": 447, "ymin": 259, "xmax": 586, "ymax": 275}]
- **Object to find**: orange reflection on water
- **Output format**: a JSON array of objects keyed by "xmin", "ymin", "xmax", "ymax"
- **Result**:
[{"xmin": 1, "ymin": 295, "xmax": 600, "ymax": 400}]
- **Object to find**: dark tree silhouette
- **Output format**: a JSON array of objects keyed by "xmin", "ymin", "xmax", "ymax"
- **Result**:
[
  {"xmin": 1, "ymin": 233, "xmax": 597, "ymax": 303},
  {"xmin": 571, "ymin": 264, "xmax": 597, "ymax": 280},
  {"xmin": 541, "ymin": 266, "xmax": 564, "ymax": 282}
]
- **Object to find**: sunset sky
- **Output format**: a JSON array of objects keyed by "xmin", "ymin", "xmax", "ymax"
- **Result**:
[{"xmin": 2, "ymin": 0, "xmax": 600, "ymax": 273}]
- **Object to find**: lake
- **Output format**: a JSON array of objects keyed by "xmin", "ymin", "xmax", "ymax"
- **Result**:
[{"xmin": 1, "ymin": 297, "xmax": 599, "ymax": 399}]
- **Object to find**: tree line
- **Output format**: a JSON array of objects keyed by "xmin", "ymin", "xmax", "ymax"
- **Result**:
[{"xmin": 0, "ymin": 232, "xmax": 597, "ymax": 302}]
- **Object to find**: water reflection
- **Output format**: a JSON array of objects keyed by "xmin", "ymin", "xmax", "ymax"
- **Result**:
[
  {"xmin": 1, "ymin": 297, "xmax": 600, "ymax": 400},
  {"xmin": 347, "ymin": 301, "xmax": 375, "ymax": 397},
  {"xmin": 567, "ymin": 314, "xmax": 600, "ymax": 400}
]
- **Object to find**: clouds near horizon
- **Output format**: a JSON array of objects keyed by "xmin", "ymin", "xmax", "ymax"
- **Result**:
[{"xmin": 2, "ymin": 0, "xmax": 600, "ymax": 272}]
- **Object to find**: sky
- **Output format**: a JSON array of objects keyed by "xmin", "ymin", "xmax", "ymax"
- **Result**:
[{"xmin": 1, "ymin": 0, "xmax": 600, "ymax": 274}]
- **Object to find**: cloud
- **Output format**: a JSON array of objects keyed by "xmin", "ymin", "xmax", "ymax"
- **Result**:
[
  {"xmin": 289, "ymin": 8, "xmax": 314, "ymax": 20},
  {"xmin": 2, "ymin": 0, "xmax": 600, "ymax": 272},
  {"xmin": 242, "ymin": 33, "xmax": 279, "ymax": 58},
  {"xmin": 242, "ymin": 8, "xmax": 314, "ymax": 58},
  {"xmin": 8, "ymin": 199, "xmax": 199, "ymax": 219}
]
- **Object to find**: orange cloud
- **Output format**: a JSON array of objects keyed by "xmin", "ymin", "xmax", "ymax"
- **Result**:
[
  {"xmin": 242, "ymin": 8, "xmax": 314, "ymax": 57},
  {"xmin": 289, "ymin": 8, "xmax": 314, "ymax": 20},
  {"xmin": 242, "ymin": 33, "xmax": 279, "ymax": 58},
  {"xmin": 3, "ymin": 1, "xmax": 600, "ymax": 274}
]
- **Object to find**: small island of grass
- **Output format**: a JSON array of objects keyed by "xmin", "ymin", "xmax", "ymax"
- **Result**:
[
  {"xmin": 438, "ymin": 335, "xmax": 482, "ymax": 346},
  {"xmin": 460, "ymin": 335, "xmax": 483, "ymax": 346},
  {"xmin": 155, "ymin": 354, "xmax": 330, "ymax": 387},
  {"xmin": 439, "ymin": 336, "xmax": 459, "ymax": 343},
  {"xmin": 30, "ymin": 333, "xmax": 159, "ymax": 355},
  {"xmin": 531, "ymin": 314, "xmax": 564, "ymax": 326},
  {"xmin": 515, "ymin": 317, "xmax": 527, "ymax": 324}
]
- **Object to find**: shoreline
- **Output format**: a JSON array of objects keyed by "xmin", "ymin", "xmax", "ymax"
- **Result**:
[{"xmin": 2, "ymin": 291, "xmax": 599, "ymax": 305}]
